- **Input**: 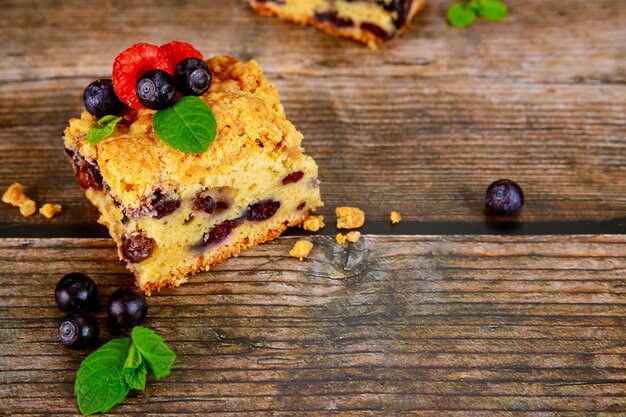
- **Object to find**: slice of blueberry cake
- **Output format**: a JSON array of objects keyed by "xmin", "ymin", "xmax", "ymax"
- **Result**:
[
  {"xmin": 249, "ymin": 0, "xmax": 426, "ymax": 48},
  {"xmin": 64, "ymin": 42, "xmax": 323, "ymax": 294}
]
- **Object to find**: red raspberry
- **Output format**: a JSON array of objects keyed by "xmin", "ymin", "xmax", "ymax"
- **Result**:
[
  {"xmin": 160, "ymin": 41, "xmax": 203, "ymax": 67},
  {"xmin": 112, "ymin": 43, "xmax": 173, "ymax": 110}
]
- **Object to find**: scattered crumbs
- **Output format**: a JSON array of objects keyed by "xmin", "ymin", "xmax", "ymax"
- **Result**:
[
  {"xmin": 2, "ymin": 182, "xmax": 37, "ymax": 217},
  {"xmin": 336, "ymin": 231, "xmax": 362, "ymax": 244},
  {"xmin": 19, "ymin": 200, "xmax": 37, "ymax": 217},
  {"xmin": 336, "ymin": 206, "xmax": 365, "ymax": 229},
  {"xmin": 290, "ymin": 240, "xmax": 314, "ymax": 260},
  {"xmin": 303, "ymin": 215, "xmax": 325, "ymax": 232},
  {"xmin": 390, "ymin": 211, "xmax": 402, "ymax": 224},
  {"xmin": 2, "ymin": 183, "xmax": 25, "ymax": 206},
  {"xmin": 346, "ymin": 231, "xmax": 362, "ymax": 243},
  {"xmin": 40, "ymin": 203, "xmax": 63, "ymax": 219}
]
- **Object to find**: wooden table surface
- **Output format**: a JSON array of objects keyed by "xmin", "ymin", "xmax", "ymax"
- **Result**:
[{"xmin": 1, "ymin": 0, "xmax": 625, "ymax": 415}]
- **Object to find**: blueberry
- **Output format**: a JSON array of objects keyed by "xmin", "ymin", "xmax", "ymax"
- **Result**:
[
  {"xmin": 193, "ymin": 194, "xmax": 216, "ymax": 214},
  {"xmin": 174, "ymin": 58, "xmax": 212, "ymax": 96},
  {"xmin": 107, "ymin": 288, "xmax": 148, "ymax": 328},
  {"xmin": 58, "ymin": 311, "xmax": 100, "ymax": 350},
  {"xmin": 485, "ymin": 179, "xmax": 524, "ymax": 216},
  {"xmin": 136, "ymin": 70, "xmax": 176, "ymax": 110},
  {"xmin": 55, "ymin": 273, "xmax": 99, "ymax": 312},
  {"xmin": 151, "ymin": 191, "xmax": 181, "ymax": 219},
  {"xmin": 314, "ymin": 11, "xmax": 354, "ymax": 28},
  {"xmin": 121, "ymin": 234, "xmax": 155, "ymax": 263},
  {"xmin": 247, "ymin": 199, "xmax": 281, "ymax": 221},
  {"xmin": 83, "ymin": 79, "xmax": 124, "ymax": 118},
  {"xmin": 69, "ymin": 151, "xmax": 104, "ymax": 191},
  {"xmin": 77, "ymin": 159, "xmax": 104, "ymax": 191},
  {"xmin": 360, "ymin": 22, "xmax": 392, "ymax": 40},
  {"xmin": 282, "ymin": 171, "xmax": 304, "ymax": 185},
  {"xmin": 202, "ymin": 219, "xmax": 240, "ymax": 246}
]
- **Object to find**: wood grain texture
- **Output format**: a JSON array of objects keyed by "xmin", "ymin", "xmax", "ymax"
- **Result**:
[
  {"xmin": 1, "ymin": 235, "xmax": 625, "ymax": 415},
  {"xmin": 0, "ymin": 0, "xmax": 625, "ymax": 224}
]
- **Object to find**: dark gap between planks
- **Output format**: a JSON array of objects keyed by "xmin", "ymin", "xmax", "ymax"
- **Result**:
[{"xmin": 1, "ymin": 217, "xmax": 625, "ymax": 238}]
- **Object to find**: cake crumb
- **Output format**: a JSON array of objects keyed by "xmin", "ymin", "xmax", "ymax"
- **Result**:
[
  {"xmin": 336, "ymin": 206, "xmax": 365, "ymax": 229},
  {"xmin": 3, "ymin": 183, "xmax": 37, "ymax": 217},
  {"xmin": 19, "ymin": 200, "xmax": 37, "ymax": 217},
  {"xmin": 336, "ymin": 231, "xmax": 362, "ymax": 244},
  {"xmin": 40, "ymin": 203, "xmax": 63, "ymax": 219},
  {"xmin": 390, "ymin": 211, "xmax": 402, "ymax": 224},
  {"xmin": 303, "ymin": 215, "xmax": 325, "ymax": 232},
  {"xmin": 290, "ymin": 240, "xmax": 314, "ymax": 260},
  {"xmin": 2, "ymin": 183, "xmax": 26, "ymax": 206}
]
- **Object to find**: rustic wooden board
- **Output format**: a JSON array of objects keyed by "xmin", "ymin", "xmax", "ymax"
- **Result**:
[
  {"xmin": 1, "ymin": 235, "xmax": 625, "ymax": 415},
  {"xmin": 1, "ymin": 0, "xmax": 625, "ymax": 415},
  {"xmin": 0, "ymin": 0, "xmax": 624, "ymax": 224}
]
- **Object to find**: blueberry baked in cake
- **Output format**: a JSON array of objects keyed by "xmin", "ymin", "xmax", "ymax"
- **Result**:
[
  {"xmin": 64, "ymin": 42, "xmax": 323, "ymax": 293},
  {"xmin": 249, "ymin": 0, "xmax": 426, "ymax": 48}
]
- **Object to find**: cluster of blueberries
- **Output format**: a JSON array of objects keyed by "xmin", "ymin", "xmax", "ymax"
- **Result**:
[
  {"xmin": 55, "ymin": 273, "xmax": 147, "ymax": 349},
  {"xmin": 83, "ymin": 57, "xmax": 212, "ymax": 118}
]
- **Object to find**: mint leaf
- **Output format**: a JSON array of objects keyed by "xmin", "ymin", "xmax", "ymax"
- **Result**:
[
  {"xmin": 124, "ymin": 361, "xmax": 147, "ymax": 391},
  {"xmin": 86, "ymin": 115, "xmax": 122, "ymax": 145},
  {"xmin": 123, "ymin": 343, "xmax": 147, "ymax": 390},
  {"xmin": 448, "ymin": 2, "xmax": 477, "ymax": 27},
  {"xmin": 124, "ymin": 342, "xmax": 142, "ymax": 371},
  {"xmin": 132, "ymin": 326, "xmax": 176, "ymax": 380},
  {"xmin": 73, "ymin": 327, "xmax": 175, "ymax": 415},
  {"xmin": 153, "ymin": 96, "xmax": 217, "ymax": 153},
  {"xmin": 75, "ymin": 338, "xmax": 131, "ymax": 415},
  {"xmin": 476, "ymin": 0, "xmax": 508, "ymax": 21}
]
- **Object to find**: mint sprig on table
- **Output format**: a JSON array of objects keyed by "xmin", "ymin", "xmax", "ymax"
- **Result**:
[
  {"xmin": 85, "ymin": 115, "xmax": 122, "ymax": 145},
  {"xmin": 75, "ymin": 326, "xmax": 176, "ymax": 415},
  {"xmin": 153, "ymin": 96, "xmax": 217, "ymax": 153},
  {"xmin": 448, "ymin": 0, "xmax": 508, "ymax": 28},
  {"xmin": 123, "ymin": 343, "xmax": 147, "ymax": 390}
]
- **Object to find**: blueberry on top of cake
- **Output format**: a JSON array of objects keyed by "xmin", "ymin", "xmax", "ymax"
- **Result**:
[
  {"xmin": 64, "ymin": 42, "xmax": 323, "ymax": 294},
  {"xmin": 249, "ymin": 0, "xmax": 426, "ymax": 48}
]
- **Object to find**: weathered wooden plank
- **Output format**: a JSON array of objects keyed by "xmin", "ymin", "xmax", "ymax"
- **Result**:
[
  {"xmin": 0, "ymin": 0, "xmax": 623, "ymax": 83},
  {"xmin": 0, "ymin": 235, "xmax": 625, "ymax": 414},
  {"xmin": 0, "ymin": 0, "xmax": 624, "ymax": 224}
]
